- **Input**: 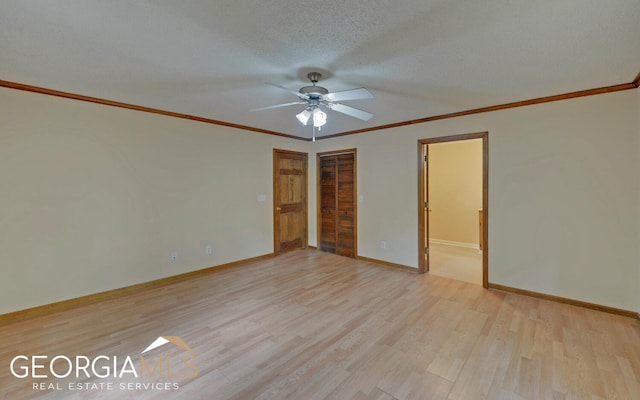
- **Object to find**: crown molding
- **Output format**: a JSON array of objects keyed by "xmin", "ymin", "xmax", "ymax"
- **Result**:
[
  {"xmin": 0, "ymin": 80, "xmax": 304, "ymax": 141},
  {"xmin": 2, "ymin": 71, "xmax": 639, "ymax": 142},
  {"xmin": 319, "ymin": 75, "xmax": 640, "ymax": 140}
]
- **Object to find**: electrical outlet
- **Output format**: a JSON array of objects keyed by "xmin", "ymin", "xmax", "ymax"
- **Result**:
[
  {"xmin": 206, "ymin": 245, "xmax": 212, "ymax": 255},
  {"xmin": 171, "ymin": 251, "xmax": 177, "ymax": 261},
  {"xmin": 380, "ymin": 241, "xmax": 387, "ymax": 249}
]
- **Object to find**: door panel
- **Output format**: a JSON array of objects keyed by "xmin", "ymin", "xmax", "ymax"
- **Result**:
[
  {"xmin": 274, "ymin": 149, "xmax": 307, "ymax": 255},
  {"xmin": 336, "ymin": 154, "xmax": 355, "ymax": 257},
  {"xmin": 319, "ymin": 156, "xmax": 337, "ymax": 253},
  {"xmin": 278, "ymin": 212, "xmax": 304, "ymax": 252}
]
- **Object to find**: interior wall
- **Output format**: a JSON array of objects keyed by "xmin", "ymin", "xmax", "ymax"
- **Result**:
[
  {"xmin": 310, "ymin": 89, "xmax": 639, "ymax": 312},
  {"xmin": 428, "ymin": 140, "xmax": 482, "ymax": 246},
  {"xmin": 2, "ymin": 85, "xmax": 639, "ymax": 316},
  {"xmin": 0, "ymin": 87, "xmax": 305, "ymax": 315}
]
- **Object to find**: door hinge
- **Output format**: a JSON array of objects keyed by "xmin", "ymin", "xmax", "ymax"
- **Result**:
[
  {"xmin": 425, "ymin": 247, "xmax": 429, "ymax": 255},
  {"xmin": 424, "ymin": 201, "xmax": 429, "ymax": 209},
  {"xmin": 424, "ymin": 155, "xmax": 428, "ymax": 162}
]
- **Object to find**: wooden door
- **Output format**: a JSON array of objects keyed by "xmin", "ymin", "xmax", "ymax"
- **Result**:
[
  {"xmin": 319, "ymin": 156, "xmax": 337, "ymax": 253},
  {"xmin": 336, "ymin": 154, "xmax": 356, "ymax": 257},
  {"xmin": 273, "ymin": 149, "xmax": 308, "ymax": 255},
  {"xmin": 318, "ymin": 150, "xmax": 356, "ymax": 257}
]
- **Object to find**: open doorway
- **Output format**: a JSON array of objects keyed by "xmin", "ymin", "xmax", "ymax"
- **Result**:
[{"xmin": 418, "ymin": 132, "xmax": 488, "ymax": 288}]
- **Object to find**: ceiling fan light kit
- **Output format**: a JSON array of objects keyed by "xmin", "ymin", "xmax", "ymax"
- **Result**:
[
  {"xmin": 295, "ymin": 108, "xmax": 312, "ymax": 125},
  {"xmin": 294, "ymin": 107, "xmax": 327, "ymax": 128},
  {"xmin": 252, "ymin": 71, "xmax": 373, "ymax": 135}
]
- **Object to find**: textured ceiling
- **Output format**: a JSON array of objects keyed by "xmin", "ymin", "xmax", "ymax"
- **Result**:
[{"xmin": 1, "ymin": 0, "xmax": 639, "ymax": 139}]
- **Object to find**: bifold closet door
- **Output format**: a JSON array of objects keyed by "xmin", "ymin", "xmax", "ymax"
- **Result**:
[
  {"xmin": 320, "ymin": 156, "xmax": 337, "ymax": 253},
  {"xmin": 336, "ymin": 154, "xmax": 355, "ymax": 257},
  {"xmin": 319, "ymin": 153, "xmax": 355, "ymax": 257}
]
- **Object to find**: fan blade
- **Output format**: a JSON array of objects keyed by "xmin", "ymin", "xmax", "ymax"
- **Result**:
[
  {"xmin": 250, "ymin": 101, "xmax": 307, "ymax": 112},
  {"xmin": 266, "ymin": 82, "xmax": 308, "ymax": 99},
  {"xmin": 325, "ymin": 87, "xmax": 373, "ymax": 102},
  {"xmin": 329, "ymin": 103, "xmax": 373, "ymax": 120}
]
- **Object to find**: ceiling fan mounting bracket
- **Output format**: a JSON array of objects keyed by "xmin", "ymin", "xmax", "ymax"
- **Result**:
[
  {"xmin": 299, "ymin": 71, "xmax": 328, "ymax": 97},
  {"xmin": 307, "ymin": 72, "xmax": 322, "ymax": 84}
]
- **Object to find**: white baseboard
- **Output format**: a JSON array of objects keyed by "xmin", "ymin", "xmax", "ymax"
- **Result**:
[{"xmin": 429, "ymin": 238, "xmax": 480, "ymax": 250}]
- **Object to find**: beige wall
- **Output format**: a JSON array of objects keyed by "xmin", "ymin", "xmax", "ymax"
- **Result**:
[
  {"xmin": 1, "ymin": 85, "xmax": 639, "ymax": 315},
  {"xmin": 311, "ymin": 89, "xmax": 639, "ymax": 312},
  {"xmin": 0, "ymin": 87, "xmax": 305, "ymax": 315},
  {"xmin": 428, "ymin": 140, "xmax": 482, "ymax": 246}
]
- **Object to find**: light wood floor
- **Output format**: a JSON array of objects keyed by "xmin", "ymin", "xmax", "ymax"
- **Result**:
[
  {"xmin": 1, "ymin": 250, "xmax": 639, "ymax": 399},
  {"xmin": 428, "ymin": 243, "xmax": 482, "ymax": 286}
]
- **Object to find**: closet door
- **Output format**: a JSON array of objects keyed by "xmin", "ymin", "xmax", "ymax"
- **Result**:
[
  {"xmin": 319, "ymin": 156, "xmax": 337, "ymax": 253},
  {"xmin": 336, "ymin": 154, "xmax": 355, "ymax": 257},
  {"xmin": 318, "ymin": 150, "xmax": 356, "ymax": 257}
]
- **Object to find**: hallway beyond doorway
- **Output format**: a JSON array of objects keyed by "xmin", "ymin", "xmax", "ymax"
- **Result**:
[{"xmin": 428, "ymin": 241, "xmax": 482, "ymax": 285}]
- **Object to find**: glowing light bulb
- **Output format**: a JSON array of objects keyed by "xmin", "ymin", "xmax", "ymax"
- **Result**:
[{"xmin": 312, "ymin": 109, "xmax": 327, "ymax": 127}]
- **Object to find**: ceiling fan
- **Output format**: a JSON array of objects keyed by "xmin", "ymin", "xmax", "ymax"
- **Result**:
[{"xmin": 251, "ymin": 72, "xmax": 373, "ymax": 130}]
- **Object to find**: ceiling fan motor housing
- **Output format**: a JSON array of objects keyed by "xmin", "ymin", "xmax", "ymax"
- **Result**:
[{"xmin": 299, "ymin": 85, "xmax": 329, "ymax": 99}]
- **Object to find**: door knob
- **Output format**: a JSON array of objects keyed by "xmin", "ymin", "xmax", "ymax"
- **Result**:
[{"xmin": 275, "ymin": 207, "xmax": 281, "ymax": 211}]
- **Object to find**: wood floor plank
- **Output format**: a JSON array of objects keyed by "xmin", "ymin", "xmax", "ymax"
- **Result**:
[{"xmin": 1, "ymin": 250, "xmax": 639, "ymax": 399}]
